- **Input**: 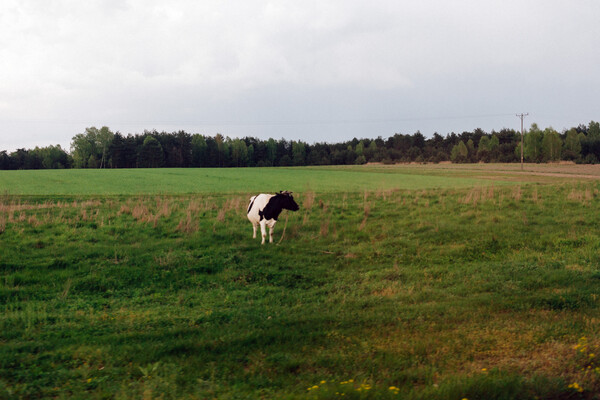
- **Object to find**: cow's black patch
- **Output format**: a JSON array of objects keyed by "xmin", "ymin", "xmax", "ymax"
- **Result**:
[
  {"xmin": 260, "ymin": 192, "xmax": 300, "ymax": 221},
  {"xmin": 247, "ymin": 197, "xmax": 256, "ymax": 214}
]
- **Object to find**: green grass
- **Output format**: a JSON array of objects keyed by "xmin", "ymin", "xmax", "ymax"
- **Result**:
[
  {"xmin": 0, "ymin": 166, "xmax": 506, "ymax": 195},
  {"xmin": 1, "ymin": 166, "xmax": 600, "ymax": 399}
]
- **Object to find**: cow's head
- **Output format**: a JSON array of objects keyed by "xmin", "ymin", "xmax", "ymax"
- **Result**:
[{"xmin": 279, "ymin": 191, "xmax": 300, "ymax": 211}]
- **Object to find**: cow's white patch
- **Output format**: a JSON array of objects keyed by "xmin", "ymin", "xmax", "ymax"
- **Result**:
[{"xmin": 247, "ymin": 194, "xmax": 275, "ymax": 244}]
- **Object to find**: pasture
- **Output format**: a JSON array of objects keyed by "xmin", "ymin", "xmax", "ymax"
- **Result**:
[
  {"xmin": 1, "ymin": 165, "xmax": 600, "ymax": 399},
  {"xmin": 0, "ymin": 165, "xmax": 503, "ymax": 196}
]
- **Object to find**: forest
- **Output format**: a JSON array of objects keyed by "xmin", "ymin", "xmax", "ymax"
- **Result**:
[{"xmin": 1, "ymin": 121, "xmax": 600, "ymax": 170}]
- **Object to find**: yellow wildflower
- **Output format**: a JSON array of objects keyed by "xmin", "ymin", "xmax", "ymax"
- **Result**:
[{"xmin": 568, "ymin": 382, "xmax": 583, "ymax": 393}]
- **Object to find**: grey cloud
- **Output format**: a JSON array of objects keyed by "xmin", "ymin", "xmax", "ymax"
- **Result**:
[{"xmin": 1, "ymin": 0, "xmax": 599, "ymax": 151}]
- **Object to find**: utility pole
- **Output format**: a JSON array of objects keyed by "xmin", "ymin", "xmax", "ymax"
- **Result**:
[{"xmin": 516, "ymin": 113, "xmax": 529, "ymax": 171}]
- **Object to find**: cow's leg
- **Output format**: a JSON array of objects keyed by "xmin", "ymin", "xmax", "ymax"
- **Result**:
[
  {"xmin": 252, "ymin": 222, "xmax": 257, "ymax": 239},
  {"xmin": 260, "ymin": 220, "xmax": 267, "ymax": 244},
  {"xmin": 269, "ymin": 221, "xmax": 276, "ymax": 243}
]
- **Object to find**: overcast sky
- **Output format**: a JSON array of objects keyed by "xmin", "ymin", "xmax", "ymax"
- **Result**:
[{"xmin": 1, "ymin": 0, "xmax": 599, "ymax": 152}]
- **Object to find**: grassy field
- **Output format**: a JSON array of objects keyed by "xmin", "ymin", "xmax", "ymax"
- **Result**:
[
  {"xmin": 1, "ymin": 165, "xmax": 600, "ymax": 399},
  {"xmin": 0, "ymin": 166, "xmax": 509, "ymax": 196}
]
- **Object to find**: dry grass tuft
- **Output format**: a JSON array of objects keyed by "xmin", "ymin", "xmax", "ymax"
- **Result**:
[
  {"xmin": 302, "ymin": 213, "xmax": 310, "ymax": 225},
  {"xmin": 187, "ymin": 199, "xmax": 201, "ymax": 214},
  {"xmin": 155, "ymin": 251, "xmax": 177, "ymax": 267},
  {"xmin": 215, "ymin": 197, "xmax": 244, "ymax": 221},
  {"xmin": 567, "ymin": 188, "xmax": 581, "ymax": 202},
  {"xmin": 462, "ymin": 188, "xmax": 481, "ymax": 205},
  {"xmin": 413, "ymin": 193, "xmax": 421, "ymax": 204},
  {"xmin": 208, "ymin": 197, "xmax": 242, "ymax": 223},
  {"xmin": 177, "ymin": 212, "xmax": 198, "ymax": 234},
  {"xmin": 531, "ymin": 187, "xmax": 539, "ymax": 203},
  {"xmin": 129, "ymin": 200, "xmax": 162, "ymax": 227},
  {"xmin": 81, "ymin": 200, "xmax": 101, "ymax": 208},
  {"xmin": 358, "ymin": 202, "xmax": 370, "ymax": 231},
  {"xmin": 132, "ymin": 204, "xmax": 150, "ymax": 221},
  {"xmin": 203, "ymin": 197, "xmax": 219, "ymax": 211},
  {"xmin": 118, "ymin": 205, "xmax": 131, "ymax": 215},
  {"xmin": 358, "ymin": 219, "xmax": 367, "ymax": 231},
  {"xmin": 318, "ymin": 199, "xmax": 328, "ymax": 213},
  {"xmin": 459, "ymin": 186, "xmax": 495, "ymax": 206},
  {"xmin": 60, "ymin": 279, "xmax": 72, "ymax": 300},
  {"xmin": 27, "ymin": 215, "xmax": 41, "ymax": 227},
  {"xmin": 0, "ymin": 201, "xmax": 58, "ymax": 212},
  {"xmin": 320, "ymin": 218, "xmax": 329, "ymax": 237},
  {"xmin": 216, "ymin": 208, "xmax": 226, "ymax": 223},
  {"xmin": 372, "ymin": 286, "xmax": 398, "ymax": 297},
  {"xmin": 0, "ymin": 213, "xmax": 6, "ymax": 234},
  {"xmin": 302, "ymin": 190, "xmax": 315, "ymax": 210},
  {"xmin": 512, "ymin": 186, "xmax": 522, "ymax": 201},
  {"xmin": 155, "ymin": 197, "xmax": 172, "ymax": 219},
  {"xmin": 375, "ymin": 187, "xmax": 396, "ymax": 201},
  {"xmin": 567, "ymin": 187, "xmax": 593, "ymax": 204},
  {"xmin": 484, "ymin": 185, "xmax": 495, "ymax": 201}
]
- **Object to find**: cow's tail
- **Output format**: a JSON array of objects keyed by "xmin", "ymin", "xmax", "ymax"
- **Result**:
[{"xmin": 247, "ymin": 196, "xmax": 257, "ymax": 214}]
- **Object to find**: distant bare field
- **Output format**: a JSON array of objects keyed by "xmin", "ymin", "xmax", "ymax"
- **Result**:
[
  {"xmin": 430, "ymin": 162, "xmax": 600, "ymax": 178},
  {"xmin": 364, "ymin": 163, "xmax": 600, "ymax": 183}
]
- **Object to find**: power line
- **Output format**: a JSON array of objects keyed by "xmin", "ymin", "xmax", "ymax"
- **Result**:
[{"xmin": 0, "ymin": 113, "xmax": 517, "ymax": 128}]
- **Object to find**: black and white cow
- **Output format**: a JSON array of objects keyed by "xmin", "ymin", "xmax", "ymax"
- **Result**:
[{"xmin": 247, "ymin": 191, "xmax": 299, "ymax": 244}]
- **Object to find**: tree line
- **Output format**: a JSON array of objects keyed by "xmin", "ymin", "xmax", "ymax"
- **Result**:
[{"xmin": 2, "ymin": 121, "xmax": 600, "ymax": 170}]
